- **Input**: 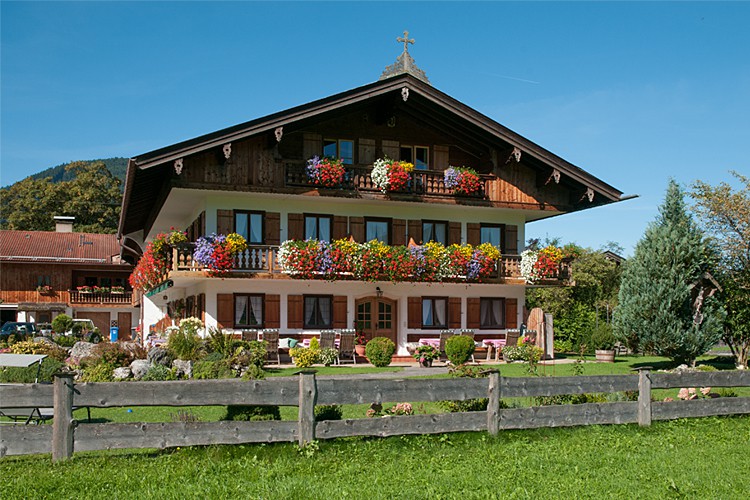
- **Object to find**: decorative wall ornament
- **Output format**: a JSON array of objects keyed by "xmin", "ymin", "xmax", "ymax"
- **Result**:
[
  {"xmin": 222, "ymin": 143, "xmax": 232, "ymax": 160},
  {"xmin": 506, "ymin": 147, "xmax": 522, "ymax": 164},
  {"xmin": 387, "ymin": 116, "xmax": 397, "ymax": 128},
  {"xmin": 275, "ymin": 126, "xmax": 283, "ymax": 143},
  {"xmin": 551, "ymin": 169, "xmax": 561, "ymax": 184},
  {"xmin": 401, "ymin": 87, "xmax": 409, "ymax": 101},
  {"xmin": 174, "ymin": 158, "xmax": 183, "ymax": 175},
  {"xmin": 585, "ymin": 187, "xmax": 595, "ymax": 202}
]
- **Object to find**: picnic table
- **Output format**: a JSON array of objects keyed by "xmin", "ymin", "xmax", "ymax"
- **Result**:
[
  {"xmin": 0, "ymin": 353, "xmax": 50, "ymax": 425},
  {"xmin": 482, "ymin": 339, "xmax": 507, "ymax": 361},
  {"xmin": 418, "ymin": 338, "xmax": 441, "ymax": 349}
]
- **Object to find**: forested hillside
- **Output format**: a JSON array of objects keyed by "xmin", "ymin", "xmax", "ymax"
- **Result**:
[{"xmin": 26, "ymin": 157, "xmax": 128, "ymax": 186}]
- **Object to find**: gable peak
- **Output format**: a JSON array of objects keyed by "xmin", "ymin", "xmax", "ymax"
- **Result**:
[{"xmin": 379, "ymin": 30, "xmax": 430, "ymax": 84}]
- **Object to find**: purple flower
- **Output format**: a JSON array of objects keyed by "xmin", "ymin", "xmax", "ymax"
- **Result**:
[
  {"xmin": 306, "ymin": 156, "xmax": 321, "ymax": 182},
  {"xmin": 444, "ymin": 167, "xmax": 459, "ymax": 189}
]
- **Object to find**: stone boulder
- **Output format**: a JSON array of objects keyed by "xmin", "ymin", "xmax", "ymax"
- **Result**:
[
  {"xmin": 172, "ymin": 359, "xmax": 193, "ymax": 379},
  {"xmin": 130, "ymin": 359, "xmax": 151, "ymax": 380},
  {"xmin": 70, "ymin": 341, "xmax": 96, "ymax": 361},
  {"xmin": 119, "ymin": 341, "xmax": 146, "ymax": 360},
  {"xmin": 113, "ymin": 367, "xmax": 132, "ymax": 380},
  {"xmin": 148, "ymin": 347, "xmax": 173, "ymax": 367},
  {"xmin": 33, "ymin": 336, "xmax": 56, "ymax": 346}
]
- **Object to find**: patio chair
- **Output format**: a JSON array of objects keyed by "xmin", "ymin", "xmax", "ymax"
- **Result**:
[
  {"xmin": 439, "ymin": 330, "xmax": 454, "ymax": 358},
  {"xmin": 241, "ymin": 329, "xmax": 259, "ymax": 342},
  {"xmin": 459, "ymin": 329, "xmax": 476, "ymax": 363},
  {"xmin": 262, "ymin": 329, "xmax": 280, "ymax": 364},
  {"xmin": 505, "ymin": 329, "xmax": 520, "ymax": 348},
  {"xmin": 319, "ymin": 330, "xmax": 337, "ymax": 350},
  {"xmin": 338, "ymin": 330, "xmax": 356, "ymax": 364}
]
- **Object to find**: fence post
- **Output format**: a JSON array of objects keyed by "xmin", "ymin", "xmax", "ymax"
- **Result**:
[
  {"xmin": 298, "ymin": 371, "xmax": 317, "ymax": 446},
  {"xmin": 636, "ymin": 367, "xmax": 652, "ymax": 427},
  {"xmin": 52, "ymin": 373, "xmax": 75, "ymax": 462},
  {"xmin": 487, "ymin": 370, "xmax": 501, "ymax": 435}
]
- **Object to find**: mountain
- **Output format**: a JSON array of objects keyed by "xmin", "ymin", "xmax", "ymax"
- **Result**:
[{"xmin": 27, "ymin": 157, "xmax": 128, "ymax": 186}]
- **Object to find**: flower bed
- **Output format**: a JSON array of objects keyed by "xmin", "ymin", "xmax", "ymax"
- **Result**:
[
  {"xmin": 371, "ymin": 158, "xmax": 415, "ymax": 193},
  {"xmin": 444, "ymin": 166, "xmax": 482, "ymax": 196},
  {"xmin": 306, "ymin": 155, "xmax": 346, "ymax": 188},
  {"xmin": 278, "ymin": 238, "xmax": 501, "ymax": 283}
]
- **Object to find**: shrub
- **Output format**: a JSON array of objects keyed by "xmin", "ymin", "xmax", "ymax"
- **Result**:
[
  {"xmin": 207, "ymin": 326, "xmax": 236, "ymax": 358},
  {"xmin": 590, "ymin": 323, "xmax": 616, "ymax": 350},
  {"xmin": 441, "ymin": 364, "xmax": 491, "ymax": 412},
  {"xmin": 141, "ymin": 364, "xmax": 176, "ymax": 381},
  {"xmin": 85, "ymin": 328, "xmax": 103, "ymax": 344},
  {"xmin": 81, "ymin": 362, "xmax": 115, "ymax": 382},
  {"xmin": 10, "ymin": 340, "xmax": 67, "ymax": 362},
  {"xmin": 445, "ymin": 335, "xmax": 475, "ymax": 365},
  {"xmin": 241, "ymin": 364, "xmax": 266, "ymax": 380},
  {"xmin": 192, "ymin": 359, "xmax": 234, "ymax": 379},
  {"xmin": 365, "ymin": 337, "xmax": 396, "ymax": 367},
  {"xmin": 315, "ymin": 405, "xmax": 343, "ymax": 421},
  {"xmin": 290, "ymin": 346, "xmax": 320, "ymax": 368},
  {"xmin": 223, "ymin": 405, "xmax": 280, "ymax": 421},
  {"xmin": 92, "ymin": 342, "xmax": 133, "ymax": 368},
  {"xmin": 202, "ymin": 351, "xmax": 225, "ymax": 363},
  {"xmin": 319, "ymin": 348, "xmax": 339, "ymax": 366},
  {"xmin": 0, "ymin": 357, "xmax": 63, "ymax": 383},
  {"xmin": 167, "ymin": 330, "xmax": 203, "ymax": 361},
  {"xmin": 231, "ymin": 340, "xmax": 267, "ymax": 368},
  {"xmin": 52, "ymin": 334, "xmax": 76, "ymax": 348},
  {"xmin": 52, "ymin": 314, "xmax": 73, "ymax": 334}
]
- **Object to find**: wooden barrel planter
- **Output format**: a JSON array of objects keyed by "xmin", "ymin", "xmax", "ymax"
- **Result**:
[{"xmin": 595, "ymin": 349, "xmax": 615, "ymax": 363}]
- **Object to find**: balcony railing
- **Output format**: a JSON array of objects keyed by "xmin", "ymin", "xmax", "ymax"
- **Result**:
[
  {"xmin": 69, "ymin": 290, "xmax": 134, "ymax": 304},
  {"xmin": 285, "ymin": 163, "xmax": 486, "ymax": 199}
]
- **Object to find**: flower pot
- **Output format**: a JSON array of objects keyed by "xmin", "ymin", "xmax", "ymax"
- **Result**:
[
  {"xmin": 355, "ymin": 345, "xmax": 366, "ymax": 357},
  {"xmin": 595, "ymin": 349, "xmax": 615, "ymax": 363},
  {"xmin": 419, "ymin": 358, "xmax": 433, "ymax": 368}
]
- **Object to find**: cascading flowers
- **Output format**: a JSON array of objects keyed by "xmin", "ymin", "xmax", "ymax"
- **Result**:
[
  {"xmin": 371, "ymin": 157, "xmax": 415, "ymax": 193},
  {"xmin": 520, "ymin": 245, "xmax": 575, "ymax": 283},
  {"xmin": 306, "ymin": 155, "xmax": 346, "ymax": 188},
  {"xmin": 443, "ymin": 166, "xmax": 482, "ymax": 196},
  {"xmin": 193, "ymin": 232, "xmax": 248, "ymax": 277},
  {"xmin": 129, "ymin": 228, "xmax": 187, "ymax": 291}
]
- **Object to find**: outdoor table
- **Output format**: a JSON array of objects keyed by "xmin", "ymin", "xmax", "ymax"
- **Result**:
[
  {"xmin": 418, "ymin": 338, "xmax": 441, "ymax": 349},
  {"xmin": 483, "ymin": 339, "xmax": 507, "ymax": 361}
]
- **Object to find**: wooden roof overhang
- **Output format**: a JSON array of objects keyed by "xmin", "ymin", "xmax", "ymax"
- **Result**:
[{"xmin": 118, "ymin": 74, "xmax": 627, "ymax": 240}]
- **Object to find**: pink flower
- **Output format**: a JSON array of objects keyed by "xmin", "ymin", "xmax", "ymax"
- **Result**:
[
  {"xmin": 700, "ymin": 387, "xmax": 711, "ymax": 396},
  {"xmin": 688, "ymin": 388, "xmax": 696, "ymax": 396},
  {"xmin": 677, "ymin": 388, "xmax": 690, "ymax": 400}
]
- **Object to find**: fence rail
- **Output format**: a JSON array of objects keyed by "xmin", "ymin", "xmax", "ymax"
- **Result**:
[{"xmin": 1, "ymin": 370, "xmax": 749, "ymax": 460}]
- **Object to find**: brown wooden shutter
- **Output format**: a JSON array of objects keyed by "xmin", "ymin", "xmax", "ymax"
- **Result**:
[
  {"xmin": 433, "ymin": 145, "xmax": 450, "ymax": 171},
  {"xmin": 382, "ymin": 139, "xmax": 399, "ymax": 159},
  {"xmin": 505, "ymin": 298, "xmax": 518, "ymax": 329},
  {"xmin": 408, "ymin": 220, "xmax": 422, "ymax": 244},
  {"xmin": 217, "ymin": 293, "xmax": 234, "ymax": 329},
  {"xmin": 288, "ymin": 213, "xmax": 304, "ymax": 241},
  {"xmin": 265, "ymin": 212, "xmax": 280, "ymax": 245},
  {"xmin": 217, "ymin": 210, "xmax": 233, "ymax": 235},
  {"xmin": 407, "ymin": 297, "xmax": 421, "ymax": 329},
  {"xmin": 198, "ymin": 293, "xmax": 206, "ymax": 323},
  {"xmin": 392, "ymin": 219, "xmax": 406, "ymax": 246},
  {"xmin": 332, "ymin": 216, "xmax": 348, "ymax": 240},
  {"xmin": 349, "ymin": 217, "xmax": 364, "ymax": 242},
  {"xmin": 467, "ymin": 223, "xmax": 480, "ymax": 246},
  {"xmin": 332, "ymin": 295, "xmax": 347, "ymax": 329},
  {"xmin": 287, "ymin": 295, "xmax": 303, "ymax": 329},
  {"xmin": 467, "ymin": 298, "xmax": 480, "ymax": 329},
  {"xmin": 504, "ymin": 225, "xmax": 518, "ymax": 254},
  {"xmin": 359, "ymin": 138, "xmax": 376, "ymax": 165},
  {"xmin": 448, "ymin": 297, "xmax": 462, "ymax": 329},
  {"xmin": 449, "ymin": 222, "xmax": 462, "ymax": 245},
  {"xmin": 303, "ymin": 133, "xmax": 322, "ymax": 159},
  {"xmin": 265, "ymin": 294, "xmax": 280, "ymax": 328}
]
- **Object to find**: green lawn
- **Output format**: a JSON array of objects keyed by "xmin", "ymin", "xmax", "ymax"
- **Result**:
[{"xmin": 3, "ymin": 416, "xmax": 748, "ymax": 499}]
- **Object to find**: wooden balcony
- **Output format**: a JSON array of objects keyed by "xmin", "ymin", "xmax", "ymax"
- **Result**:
[{"xmin": 69, "ymin": 290, "xmax": 134, "ymax": 305}]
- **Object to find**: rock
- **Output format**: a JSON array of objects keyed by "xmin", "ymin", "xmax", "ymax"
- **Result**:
[
  {"xmin": 119, "ymin": 341, "xmax": 145, "ymax": 359},
  {"xmin": 130, "ymin": 359, "xmax": 151, "ymax": 379},
  {"xmin": 70, "ymin": 341, "xmax": 96, "ymax": 361},
  {"xmin": 113, "ymin": 367, "xmax": 132, "ymax": 380},
  {"xmin": 673, "ymin": 364, "xmax": 693, "ymax": 373},
  {"xmin": 148, "ymin": 347, "xmax": 173, "ymax": 367},
  {"xmin": 172, "ymin": 359, "xmax": 193, "ymax": 379},
  {"xmin": 33, "ymin": 336, "xmax": 56, "ymax": 346}
]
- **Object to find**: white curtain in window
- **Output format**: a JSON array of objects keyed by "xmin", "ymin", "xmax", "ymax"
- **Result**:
[
  {"xmin": 319, "ymin": 298, "xmax": 331, "ymax": 326},
  {"xmin": 249, "ymin": 296, "xmax": 263, "ymax": 325},
  {"xmin": 434, "ymin": 299, "xmax": 446, "ymax": 326},
  {"xmin": 422, "ymin": 299, "xmax": 433, "ymax": 325},
  {"xmin": 235, "ymin": 296, "xmax": 248, "ymax": 325}
]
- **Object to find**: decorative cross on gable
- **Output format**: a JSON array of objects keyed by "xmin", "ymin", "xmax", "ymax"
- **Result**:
[{"xmin": 397, "ymin": 30, "xmax": 415, "ymax": 53}]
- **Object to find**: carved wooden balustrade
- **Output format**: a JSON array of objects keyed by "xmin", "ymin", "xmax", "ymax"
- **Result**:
[{"xmin": 69, "ymin": 290, "xmax": 134, "ymax": 304}]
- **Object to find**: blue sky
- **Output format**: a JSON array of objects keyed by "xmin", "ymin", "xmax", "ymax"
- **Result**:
[{"xmin": 2, "ymin": 1, "xmax": 749, "ymax": 255}]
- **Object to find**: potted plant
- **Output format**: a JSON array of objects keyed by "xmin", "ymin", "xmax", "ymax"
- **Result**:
[
  {"xmin": 306, "ymin": 156, "xmax": 346, "ymax": 188},
  {"xmin": 443, "ymin": 166, "xmax": 482, "ymax": 196},
  {"xmin": 591, "ymin": 323, "xmax": 616, "ymax": 363},
  {"xmin": 371, "ymin": 157, "xmax": 415, "ymax": 193},
  {"xmin": 111, "ymin": 286, "xmax": 125, "ymax": 294},
  {"xmin": 413, "ymin": 344, "xmax": 440, "ymax": 367},
  {"xmin": 77, "ymin": 285, "xmax": 93, "ymax": 293},
  {"xmin": 354, "ymin": 330, "xmax": 367, "ymax": 357},
  {"xmin": 36, "ymin": 284, "xmax": 53, "ymax": 294}
]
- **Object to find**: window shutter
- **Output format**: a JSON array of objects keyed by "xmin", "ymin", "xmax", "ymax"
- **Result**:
[
  {"xmin": 407, "ymin": 297, "xmax": 421, "ymax": 329},
  {"xmin": 433, "ymin": 145, "xmax": 449, "ymax": 170},
  {"xmin": 217, "ymin": 293, "xmax": 233, "ymax": 329},
  {"xmin": 504, "ymin": 225, "xmax": 518, "ymax": 254},
  {"xmin": 265, "ymin": 212, "xmax": 280, "ymax": 245},
  {"xmin": 265, "ymin": 294, "xmax": 280, "ymax": 328},
  {"xmin": 449, "ymin": 222, "xmax": 462, "ymax": 245},
  {"xmin": 198, "ymin": 293, "xmax": 206, "ymax": 323},
  {"xmin": 448, "ymin": 298, "xmax": 462, "ymax": 329},
  {"xmin": 288, "ymin": 213, "xmax": 304, "ymax": 241},
  {"xmin": 287, "ymin": 295, "xmax": 303, "ymax": 329},
  {"xmin": 303, "ymin": 133, "xmax": 322, "ymax": 159},
  {"xmin": 467, "ymin": 298, "xmax": 480, "ymax": 329},
  {"xmin": 332, "ymin": 296, "xmax": 347, "ymax": 329},
  {"xmin": 408, "ymin": 220, "xmax": 422, "ymax": 244},
  {"xmin": 332, "ymin": 216, "xmax": 348, "ymax": 240},
  {"xmin": 505, "ymin": 298, "xmax": 518, "ymax": 329},
  {"xmin": 359, "ymin": 138, "xmax": 376, "ymax": 165},
  {"xmin": 349, "ymin": 217, "xmax": 364, "ymax": 242},
  {"xmin": 217, "ymin": 210, "xmax": 233, "ymax": 235},
  {"xmin": 467, "ymin": 223, "xmax": 480, "ymax": 246},
  {"xmin": 392, "ymin": 219, "xmax": 406, "ymax": 246},
  {"xmin": 382, "ymin": 140, "xmax": 399, "ymax": 159}
]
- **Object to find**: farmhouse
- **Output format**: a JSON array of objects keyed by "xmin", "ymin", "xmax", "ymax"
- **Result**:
[
  {"xmin": 119, "ymin": 36, "xmax": 625, "ymax": 352},
  {"xmin": 0, "ymin": 216, "xmax": 137, "ymax": 336}
]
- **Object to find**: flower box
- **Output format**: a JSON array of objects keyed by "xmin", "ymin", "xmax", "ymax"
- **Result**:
[
  {"xmin": 371, "ymin": 158, "xmax": 415, "ymax": 193},
  {"xmin": 444, "ymin": 166, "xmax": 482, "ymax": 196},
  {"xmin": 306, "ymin": 156, "xmax": 346, "ymax": 188}
]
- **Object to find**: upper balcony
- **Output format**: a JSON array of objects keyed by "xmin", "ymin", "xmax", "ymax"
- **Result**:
[{"xmin": 69, "ymin": 289, "xmax": 134, "ymax": 305}]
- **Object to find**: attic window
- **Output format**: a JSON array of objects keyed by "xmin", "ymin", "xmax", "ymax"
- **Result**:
[{"xmin": 323, "ymin": 139, "xmax": 354, "ymax": 164}]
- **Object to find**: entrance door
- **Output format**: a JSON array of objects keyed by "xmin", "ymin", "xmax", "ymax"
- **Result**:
[{"xmin": 355, "ymin": 297, "xmax": 397, "ymax": 345}]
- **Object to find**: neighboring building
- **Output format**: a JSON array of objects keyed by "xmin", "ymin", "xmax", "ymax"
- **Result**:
[
  {"xmin": 0, "ymin": 216, "xmax": 137, "ymax": 337},
  {"xmin": 118, "ymin": 40, "xmax": 625, "ymax": 351}
]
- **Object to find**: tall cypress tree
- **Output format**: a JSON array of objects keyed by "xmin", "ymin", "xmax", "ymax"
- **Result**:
[{"xmin": 614, "ymin": 180, "xmax": 725, "ymax": 365}]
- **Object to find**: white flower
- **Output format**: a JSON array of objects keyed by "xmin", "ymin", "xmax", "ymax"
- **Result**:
[
  {"xmin": 371, "ymin": 158, "xmax": 391, "ymax": 193},
  {"xmin": 520, "ymin": 249, "xmax": 539, "ymax": 283}
]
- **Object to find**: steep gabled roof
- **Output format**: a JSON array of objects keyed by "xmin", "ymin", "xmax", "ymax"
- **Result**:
[{"xmin": 0, "ymin": 230, "xmax": 128, "ymax": 265}]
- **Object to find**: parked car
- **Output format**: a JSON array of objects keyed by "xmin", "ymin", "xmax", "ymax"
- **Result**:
[
  {"xmin": 0, "ymin": 322, "xmax": 39, "ymax": 340},
  {"xmin": 66, "ymin": 319, "xmax": 96, "ymax": 336},
  {"xmin": 37, "ymin": 323, "xmax": 53, "ymax": 336}
]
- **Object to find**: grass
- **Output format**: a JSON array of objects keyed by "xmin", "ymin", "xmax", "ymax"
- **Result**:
[{"xmin": 2, "ymin": 416, "xmax": 748, "ymax": 498}]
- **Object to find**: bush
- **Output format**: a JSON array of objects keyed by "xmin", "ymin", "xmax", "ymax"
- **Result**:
[
  {"xmin": 202, "ymin": 351, "xmax": 225, "ymax": 363},
  {"xmin": 231, "ymin": 340, "xmax": 267, "ymax": 368},
  {"xmin": 52, "ymin": 314, "xmax": 73, "ymax": 334},
  {"xmin": 319, "ymin": 348, "xmax": 339, "ymax": 366},
  {"xmin": 289, "ymin": 346, "xmax": 320, "ymax": 368},
  {"xmin": 445, "ymin": 335, "xmax": 475, "ymax": 365},
  {"xmin": 52, "ymin": 334, "xmax": 76, "ymax": 348},
  {"xmin": 207, "ymin": 326, "xmax": 238, "ymax": 358},
  {"xmin": 590, "ymin": 323, "xmax": 616, "ymax": 351},
  {"xmin": 315, "ymin": 405, "xmax": 343, "ymax": 421},
  {"xmin": 81, "ymin": 362, "xmax": 115, "ymax": 382},
  {"xmin": 440, "ymin": 364, "xmax": 492, "ymax": 412},
  {"xmin": 192, "ymin": 359, "xmax": 234, "ymax": 379},
  {"xmin": 85, "ymin": 328, "xmax": 103, "ymax": 344},
  {"xmin": 0, "ymin": 357, "xmax": 63, "ymax": 383},
  {"xmin": 365, "ymin": 337, "xmax": 395, "ymax": 367},
  {"xmin": 91, "ymin": 342, "xmax": 134, "ymax": 368},
  {"xmin": 10, "ymin": 340, "xmax": 67, "ymax": 362},
  {"xmin": 141, "ymin": 364, "xmax": 176, "ymax": 381},
  {"xmin": 241, "ymin": 364, "xmax": 266, "ymax": 380},
  {"xmin": 167, "ymin": 330, "xmax": 203, "ymax": 360},
  {"xmin": 223, "ymin": 405, "xmax": 280, "ymax": 421}
]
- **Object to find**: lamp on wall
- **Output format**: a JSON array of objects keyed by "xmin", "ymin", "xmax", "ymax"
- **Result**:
[{"xmin": 376, "ymin": 287, "xmax": 383, "ymax": 298}]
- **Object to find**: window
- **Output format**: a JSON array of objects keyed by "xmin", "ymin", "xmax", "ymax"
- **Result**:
[
  {"xmin": 84, "ymin": 277, "xmax": 98, "ymax": 287},
  {"xmin": 304, "ymin": 295, "xmax": 333, "ymax": 329},
  {"xmin": 36, "ymin": 275, "xmax": 51, "ymax": 287},
  {"xmin": 235, "ymin": 294, "xmax": 264, "ymax": 328},
  {"xmin": 422, "ymin": 221, "xmax": 448, "ymax": 245},
  {"xmin": 480, "ymin": 224, "xmax": 502, "ymax": 248},
  {"xmin": 480, "ymin": 298, "xmax": 505, "ymax": 329},
  {"xmin": 235, "ymin": 211, "xmax": 264, "ymax": 244},
  {"xmin": 365, "ymin": 218, "xmax": 390, "ymax": 244},
  {"xmin": 323, "ymin": 139, "xmax": 354, "ymax": 164},
  {"xmin": 305, "ymin": 214, "xmax": 332, "ymax": 241},
  {"xmin": 100, "ymin": 278, "xmax": 112, "ymax": 287},
  {"xmin": 400, "ymin": 145, "xmax": 429, "ymax": 169},
  {"xmin": 422, "ymin": 297, "xmax": 448, "ymax": 328}
]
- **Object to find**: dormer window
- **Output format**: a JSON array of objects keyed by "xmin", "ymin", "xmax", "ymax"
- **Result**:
[
  {"xmin": 400, "ymin": 145, "xmax": 429, "ymax": 169},
  {"xmin": 323, "ymin": 139, "xmax": 354, "ymax": 164}
]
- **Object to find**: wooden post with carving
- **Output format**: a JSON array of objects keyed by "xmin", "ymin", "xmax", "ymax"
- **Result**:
[
  {"xmin": 52, "ymin": 373, "xmax": 75, "ymax": 461},
  {"xmin": 298, "ymin": 371, "xmax": 317, "ymax": 446},
  {"xmin": 487, "ymin": 370, "xmax": 501, "ymax": 435}
]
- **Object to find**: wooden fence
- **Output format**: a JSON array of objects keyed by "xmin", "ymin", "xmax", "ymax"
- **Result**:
[{"xmin": 1, "ymin": 369, "xmax": 749, "ymax": 461}]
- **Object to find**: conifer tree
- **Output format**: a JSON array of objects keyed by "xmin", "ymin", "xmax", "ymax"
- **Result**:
[{"xmin": 614, "ymin": 180, "xmax": 725, "ymax": 365}]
